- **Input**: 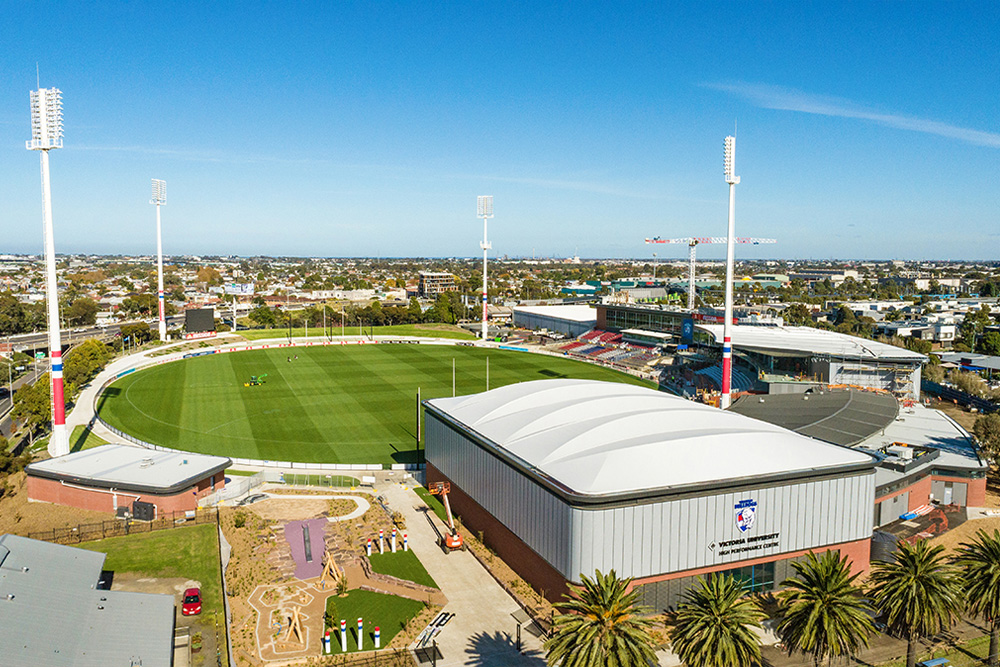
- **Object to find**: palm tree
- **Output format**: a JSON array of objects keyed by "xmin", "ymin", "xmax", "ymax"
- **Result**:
[
  {"xmin": 669, "ymin": 573, "xmax": 765, "ymax": 667},
  {"xmin": 544, "ymin": 569, "xmax": 657, "ymax": 667},
  {"xmin": 775, "ymin": 550, "xmax": 874, "ymax": 666},
  {"xmin": 868, "ymin": 540, "xmax": 963, "ymax": 667},
  {"xmin": 953, "ymin": 529, "xmax": 1000, "ymax": 667}
]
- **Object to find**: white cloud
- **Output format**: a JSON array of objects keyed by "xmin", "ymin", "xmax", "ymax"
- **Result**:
[{"xmin": 704, "ymin": 82, "xmax": 1000, "ymax": 148}]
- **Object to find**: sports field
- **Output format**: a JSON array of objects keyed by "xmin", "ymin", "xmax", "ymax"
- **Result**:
[{"xmin": 97, "ymin": 344, "xmax": 652, "ymax": 464}]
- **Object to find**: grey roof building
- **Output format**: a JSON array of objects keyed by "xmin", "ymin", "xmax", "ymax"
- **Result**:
[{"xmin": 0, "ymin": 534, "xmax": 175, "ymax": 667}]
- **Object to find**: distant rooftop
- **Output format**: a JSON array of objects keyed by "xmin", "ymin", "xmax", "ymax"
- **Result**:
[
  {"xmin": 27, "ymin": 444, "xmax": 230, "ymax": 495},
  {"xmin": 512, "ymin": 304, "xmax": 597, "ymax": 323},
  {"xmin": 0, "ymin": 534, "xmax": 174, "ymax": 667}
]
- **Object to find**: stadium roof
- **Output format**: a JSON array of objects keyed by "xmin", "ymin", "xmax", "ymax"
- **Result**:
[
  {"xmin": 511, "ymin": 304, "xmax": 597, "ymax": 323},
  {"xmin": 0, "ymin": 534, "xmax": 174, "ymax": 667},
  {"xmin": 425, "ymin": 379, "xmax": 875, "ymax": 500},
  {"xmin": 730, "ymin": 389, "xmax": 899, "ymax": 447},
  {"xmin": 696, "ymin": 323, "xmax": 926, "ymax": 363},
  {"xmin": 27, "ymin": 444, "xmax": 230, "ymax": 495}
]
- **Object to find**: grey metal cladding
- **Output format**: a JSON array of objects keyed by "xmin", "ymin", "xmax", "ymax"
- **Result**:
[{"xmin": 426, "ymin": 413, "xmax": 874, "ymax": 582}]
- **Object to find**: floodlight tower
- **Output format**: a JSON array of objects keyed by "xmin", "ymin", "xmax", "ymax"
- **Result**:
[
  {"xmin": 477, "ymin": 196, "xmax": 494, "ymax": 341},
  {"xmin": 151, "ymin": 179, "xmax": 167, "ymax": 342},
  {"xmin": 720, "ymin": 135, "xmax": 740, "ymax": 410},
  {"xmin": 26, "ymin": 87, "xmax": 69, "ymax": 457}
]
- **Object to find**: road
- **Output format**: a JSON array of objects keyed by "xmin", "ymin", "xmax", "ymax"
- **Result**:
[{"xmin": 4, "ymin": 315, "xmax": 185, "ymax": 354}]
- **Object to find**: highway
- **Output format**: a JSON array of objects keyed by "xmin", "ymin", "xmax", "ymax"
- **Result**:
[
  {"xmin": 1, "ymin": 315, "xmax": 185, "ymax": 439},
  {"xmin": 4, "ymin": 315, "xmax": 185, "ymax": 353}
]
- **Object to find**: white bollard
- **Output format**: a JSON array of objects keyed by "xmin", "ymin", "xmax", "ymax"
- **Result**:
[
  {"xmin": 378, "ymin": 529, "xmax": 384, "ymax": 554},
  {"xmin": 366, "ymin": 538, "xmax": 372, "ymax": 557},
  {"xmin": 391, "ymin": 527, "xmax": 397, "ymax": 553},
  {"xmin": 404, "ymin": 533, "xmax": 408, "ymax": 551},
  {"xmin": 341, "ymin": 620, "xmax": 347, "ymax": 652},
  {"xmin": 325, "ymin": 630, "xmax": 331, "ymax": 654},
  {"xmin": 375, "ymin": 626, "xmax": 381, "ymax": 649},
  {"xmin": 357, "ymin": 617, "xmax": 363, "ymax": 650}
]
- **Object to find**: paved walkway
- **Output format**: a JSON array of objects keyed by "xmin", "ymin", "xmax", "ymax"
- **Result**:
[{"xmin": 380, "ymin": 482, "xmax": 549, "ymax": 667}]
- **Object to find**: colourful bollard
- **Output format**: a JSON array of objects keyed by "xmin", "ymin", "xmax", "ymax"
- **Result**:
[
  {"xmin": 375, "ymin": 626, "xmax": 381, "ymax": 649},
  {"xmin": 379, "ymin": 529, "xmax": 384, "ymax": 554},
  {"xmin": 391, "ymin": 527, "xmax": 397, "ymax": 553},
  {"xmin": 366, "ymin": 538, "xmax": 372, "ymax": 557},
  {"xmin": 325, "ymin": 629, "xmax": 331, "ymax": 654},
  {"xmin": 340, "ymin": 619, "xmax": 347, "ymax": 652},
  {"xmin": 403, "ymin": 533, "xmax": 408, "ymax": 551},
  {"xmin": 357, "ymin": 618, "xmax": 364, "ymax": 650}
]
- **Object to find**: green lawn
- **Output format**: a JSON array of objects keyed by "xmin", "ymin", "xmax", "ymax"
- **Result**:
[
  {"xmin": 70, "ymin": 424, "xmax": 109, "ymax": 452},
  {"xmin": 414, "ymin": 487, "xmax": 448, "ymax": 525},
  {"xmin": 368, "ymin": 549, "xmax": 438, "ymax": 589},
  {"xmin": 238, "ymin": 323, "xmax": 477, "ymax": 341},
  {"xmin": 97, "ymin": 343, "xmax": 652, "ymax": 464},
  {"xmin": 324, "ymin": 589, "xmax": 426, "ymax": 653},
  {"xmin": 78, "ymin": 524, "xmax": 224, "ymax": 649}
]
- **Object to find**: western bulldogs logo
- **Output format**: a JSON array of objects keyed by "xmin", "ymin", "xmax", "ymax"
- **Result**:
[{"xmin": 735, "ymin": 499, "xmax": 757, "ymax": 532}]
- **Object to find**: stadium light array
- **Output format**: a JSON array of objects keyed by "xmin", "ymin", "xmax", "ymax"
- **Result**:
[
  {"xmin": 477, "ymin": 196, "xmax": 494, "ymax": 342},
  {"xmin": 151, "ymin": 179, "xmax": 167, "ymax": 342},
  {"xmin": 26, "ymin": 87, "xmax": 68, "ymax": 457}
]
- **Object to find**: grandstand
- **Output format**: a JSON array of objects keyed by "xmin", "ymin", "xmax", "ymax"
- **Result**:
[
  {"xmin": 557, "ymin": 329, "xmax": 660, "ymax": 370},
  {"xmin": 694, "ymin": 363, "xmax": 756, "ymax": 392}
]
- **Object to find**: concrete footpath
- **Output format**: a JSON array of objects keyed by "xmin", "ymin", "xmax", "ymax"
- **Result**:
[{"xmin": 381, "ymin": 482, "xmax": 549, "ymax": 667}]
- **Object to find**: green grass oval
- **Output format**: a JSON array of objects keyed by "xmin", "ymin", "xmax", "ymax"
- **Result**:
[{"xmin": 97, "ymin": 344, "xmax": 653, "ymax": 464}]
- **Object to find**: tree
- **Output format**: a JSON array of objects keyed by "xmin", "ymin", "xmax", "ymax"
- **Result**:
[
  {"xmin": 974, "ymin": 413, "xmax": 1000, "ymax": 464},
  {"xmin": 868, "ymin": 540, "xmax": 963, "ymax": 667},
  {"xmin": 12, "ymin": 373, "xmax": 51, "ymax": 441},
  {"xmin": 544, "ymin": 570, "xmax": 656, "ymax": 667},
  {"xmin": 982, "ymin": 332, "xmax": 1000, "ymax": 357},
  {"xmin": 196, "ymin": 266, "xmax": 223, "ymax": 286},
  {"xmin": 775, "ymin": 550, "xmax": 873, "ymax": 666},
  {"xmin": 669, "ymin": 573, "xmax": 764, "ymax": 667},
  {"xmin": 952, "ymin": 370, "xmax": 989, "ymax": 397},
  {"xmin": 65, "ymin": 297, "xmax": 99, "ymax": 326},
  {"xmin": 63, "ymin": 339, "xmax": 113, "ymax": 391},
  {"xmin": 954, "ymin": 529, "xmax": 1000, "ymax": 666},
  {"xmin": 923, "ymin": 364, "xmax": 945, "ymax": 384}
]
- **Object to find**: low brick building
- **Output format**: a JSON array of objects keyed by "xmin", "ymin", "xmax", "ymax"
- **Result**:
[{"xmin": 26, "ymin": 445, "xmax": 231, "ymax": 516}]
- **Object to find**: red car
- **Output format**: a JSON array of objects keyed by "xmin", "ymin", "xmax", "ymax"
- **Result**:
[{"xmin": 181, "ymin": 587, "xmax": 202, "ymax": 616}]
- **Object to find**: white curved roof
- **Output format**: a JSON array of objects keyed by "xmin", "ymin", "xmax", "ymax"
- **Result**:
[
  {"xmin": 426, "ymin": 379, "xmax": 873, "ymax": 497},
  {"xmin": 697, "ymin": 323, "xmax": 925, "ymax": 362}
]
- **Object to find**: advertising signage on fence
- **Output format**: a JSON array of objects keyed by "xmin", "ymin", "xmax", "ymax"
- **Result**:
[{"xmin": 184, "ymin": 331, "xmax": 218, "ymax": 341}]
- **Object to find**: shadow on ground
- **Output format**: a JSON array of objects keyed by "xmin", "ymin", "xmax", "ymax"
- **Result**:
[{"xmin": 464, "ymin": 630, "xmax": 546, "ymax": 667}]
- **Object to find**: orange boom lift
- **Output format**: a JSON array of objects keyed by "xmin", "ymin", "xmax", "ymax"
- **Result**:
[{"xmin": 429, "ymin": 482, "xmax": 464, "ymax": 550}]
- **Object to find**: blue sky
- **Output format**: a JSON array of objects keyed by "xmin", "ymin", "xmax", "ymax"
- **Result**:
[{"xmin": 1, "ymin": 2, "xmax": 997, "ymax": 260}]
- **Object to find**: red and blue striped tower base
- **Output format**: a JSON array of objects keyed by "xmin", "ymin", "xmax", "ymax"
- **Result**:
[
  {"xmin": 51, "ymin": 348, "xmax": 67, "ymax": 445},
  {"xmin": 721, "ymin": 335, "xmax": 732, "ymax": 402}
]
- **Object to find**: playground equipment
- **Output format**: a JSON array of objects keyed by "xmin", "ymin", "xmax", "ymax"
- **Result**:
[
  {"xmin": 244, "ymin": 373, "xmax": 268, "ymax": 387},
  {"xmin": 319, "ymin": 551, "xmax": 343, "ymax": 590},
  {"xmin": 429, "ymin": 482, "xmax": 464, "ymax": 550},
  {"xmin": 283, "ymin": 605, "xmax": 304, "ymax": 645}
]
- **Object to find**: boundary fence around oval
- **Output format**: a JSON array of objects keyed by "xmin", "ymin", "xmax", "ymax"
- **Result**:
[{"xmin": 91, "ymin": 334, "xmax": 657, "ymax": 471}]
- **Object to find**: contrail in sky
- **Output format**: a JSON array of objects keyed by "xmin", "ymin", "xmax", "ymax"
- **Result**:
[{"xmin": 704, "ymin": 82, "xmax": 1000, "ymax": 148}]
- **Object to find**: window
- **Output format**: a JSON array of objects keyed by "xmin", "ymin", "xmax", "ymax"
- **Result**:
[{"xmin": 720, "ymin": 561, "xmax": 775, "ymax": 594}]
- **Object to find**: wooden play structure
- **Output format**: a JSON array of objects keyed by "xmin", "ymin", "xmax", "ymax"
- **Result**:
[
  {"xmin": 284, "ymin": 605, "xmax": 304, "ymax": 644},
  {"xmin": 319, "ymin": 550, "xmax": 344, "ymax": 590}
]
